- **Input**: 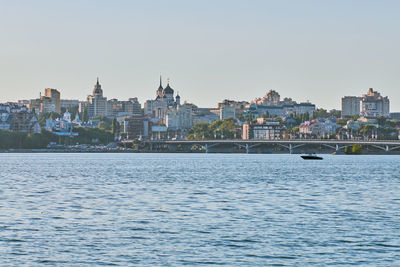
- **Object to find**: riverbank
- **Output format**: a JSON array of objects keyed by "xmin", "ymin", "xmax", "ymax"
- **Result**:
[{"xmin": 1, "ymin": 148, "xmax": 400, "ymax": 154}]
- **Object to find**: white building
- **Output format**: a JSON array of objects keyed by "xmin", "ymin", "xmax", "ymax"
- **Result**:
[
  {"xmin": 144, "ymin": 76, "xmax": 181, "ymax": 123},
  {"xmin": 299, "ymin": 119, "xmax": 338, "ymax": 137},
  {"xmin": 166, "ymin": 104, "xmax": 193, "ymax": 130}
]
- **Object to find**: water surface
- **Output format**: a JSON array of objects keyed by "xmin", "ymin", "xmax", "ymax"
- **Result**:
[{"xmin": 0, "ymin": 153, "xmax": 399, "ymax": 266}]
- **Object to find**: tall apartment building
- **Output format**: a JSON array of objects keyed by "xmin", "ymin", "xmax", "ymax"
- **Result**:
[
  {"xmin": 342, "ymin": 88, "xmax": 390, "ymax": 118},
  {"xmin": 40, "ymin": 88, "xmax": 60, "ymax": 114},
  {"xmin": 341, "ymin": 96, "xmax": 362, "ymax": 117},
  {"xmin": 360, "ymin": 88, "xmax": 390, "ymax": 118},
  {"xmin": 86, "ymin": 78, "xmax": 109, "ymax": 117}
]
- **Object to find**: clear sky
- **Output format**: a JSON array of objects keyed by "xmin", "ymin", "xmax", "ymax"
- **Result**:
[{"xmin": 1, "ymin": 0, "xmax": 399, "ymax": 111}]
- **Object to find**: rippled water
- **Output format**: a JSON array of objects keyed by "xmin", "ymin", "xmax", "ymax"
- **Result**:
[{"xmin": 1, "ymin": 153, "xmax": 400, "ymax": 266}]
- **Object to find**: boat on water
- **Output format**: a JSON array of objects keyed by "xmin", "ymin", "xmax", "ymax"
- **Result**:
[{"xmin": 301, "ymin": 154, "xmax": 323, "ymax": 160}]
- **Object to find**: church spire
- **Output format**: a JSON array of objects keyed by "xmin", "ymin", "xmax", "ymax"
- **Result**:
[{"xmin": 159, "ymin": 73, "xmax": 162, "ymax": 88}]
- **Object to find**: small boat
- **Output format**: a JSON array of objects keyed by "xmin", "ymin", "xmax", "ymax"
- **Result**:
[{"xmin": 301, "ymin": 154, "xmax": 323, "ymax": 160}]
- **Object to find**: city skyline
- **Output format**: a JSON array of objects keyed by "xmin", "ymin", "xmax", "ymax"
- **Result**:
[
  {"xmin": 1, "ymin": 0, "xmax": 400, "ymax": 110},
  {"xmin": 10, "ymin": 76, "xmax": 398, "ymax": 112}
]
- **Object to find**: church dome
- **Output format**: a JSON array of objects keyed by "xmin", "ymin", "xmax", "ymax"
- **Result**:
[{"xmin": 163, "ymin": 83, "xmax": 174, "ymax": 95}]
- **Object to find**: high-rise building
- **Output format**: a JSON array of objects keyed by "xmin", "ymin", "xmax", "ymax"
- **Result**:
[
  {"xmin": 341, "ymin": 88, "xmax": 390, "ymax": 118},
  {"xmin": 44, "ymin": 88, "xmax": 61, "ymax": 113},
  {"xmin": 38, "ymin": 88, "xmax": 60, "ymax": 114},
  {"xmin": 341, "ymin": 96, "xmax": 362, "ymax": 117},
  {"xmin": 360, "ymin": 88, "xmax": 390, "ymax": 118},
  {"xmin": 86, "ymin": 78, "xmax": 109, "ymax": 117}
]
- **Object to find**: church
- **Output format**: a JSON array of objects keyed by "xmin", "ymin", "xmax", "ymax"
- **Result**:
[{"xmin": 144, "ymin": 75, "xmax": 181, "ymax": 121}]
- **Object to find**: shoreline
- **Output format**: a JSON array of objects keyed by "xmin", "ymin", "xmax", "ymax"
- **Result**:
[{"xmin": 1, "ymin": 149, "xmax": 400, "ymax": 155}]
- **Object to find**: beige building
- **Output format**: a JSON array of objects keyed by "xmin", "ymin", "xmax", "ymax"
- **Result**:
[{"xmin": 38, "ymin": 88, "xmax": 60, "ymax": 114}]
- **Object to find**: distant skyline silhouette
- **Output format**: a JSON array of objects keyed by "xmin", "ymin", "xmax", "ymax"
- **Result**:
[{"xmin": 1, "ymin": 0, "xmax": 399, "ymax": 111}]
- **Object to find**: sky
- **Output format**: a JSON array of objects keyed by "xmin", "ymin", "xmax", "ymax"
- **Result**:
[{"xmin": 0, "ymin": 0, "xmax": 399, "ymax": 111}]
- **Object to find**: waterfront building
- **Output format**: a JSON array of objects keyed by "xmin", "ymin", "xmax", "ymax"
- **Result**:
[
  {"xmin": 122, "ymin": 114, "xmax": 149, "ymax": 139},
  {"xmin": 166, "ymin": 103, "xmax": 193, "ymax": 131},
  {"xmin": 151, "ymin": 125, "xmax": 168, "ymax": 140},
  {"xmin": 242, "ymin": 118, "xmax": 281, "ymax": 140},
  {"xmin": 299, "ymin": 118, "xmax": 338, "ymax": 138},
  {"xmin": 45, "ymin": 110, "xmax": 78, "ymax": 136},
  {"xmin": 0, "ymin": 103, "xmax": 41, "ymax": 133}
]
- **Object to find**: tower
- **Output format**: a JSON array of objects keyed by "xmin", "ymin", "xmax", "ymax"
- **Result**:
[{"xmin": 156, "ymin": 74, "xmax": 164, "ymax": 99}]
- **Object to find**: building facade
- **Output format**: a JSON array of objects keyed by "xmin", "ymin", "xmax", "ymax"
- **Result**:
[
  {"xmin": 360, "ymin": 88, "xmax": 390, "ymax": 118},
  {"xmin": 341, "ymin": 96, "xmax": 362, "ymax": 117},
  {"xmin": 0, "ymin": 103, "xmax": 41, "ymax": 133},
  {"xmin": 86, "ymin": 78, "xmax": 109, "ymax": 117},
  {"xmin": 242, "ymin": 118, "xmax": 281, "ymax": 140}
]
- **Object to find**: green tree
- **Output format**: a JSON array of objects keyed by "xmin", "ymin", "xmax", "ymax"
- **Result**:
[
  {"xmin": 112, "ymin": 118, "xmax": 120, "ymax": 139},
  {"xmin": 82, "ymin": 107, "xmax": 89, "ymax": 123},
  {"xmin": 352, "ymin": 144, "xmax": 362, "ymax": 154}
]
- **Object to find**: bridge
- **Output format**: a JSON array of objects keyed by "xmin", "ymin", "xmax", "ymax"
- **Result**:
[{"xmin": 123, "ymin": 139, "xmax": 400, "ymax": 154}]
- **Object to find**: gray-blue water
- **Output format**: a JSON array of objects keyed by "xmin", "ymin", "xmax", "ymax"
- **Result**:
[{"xmin": 0, "ymin": 153, "xmax": 399, "ymax": 266}]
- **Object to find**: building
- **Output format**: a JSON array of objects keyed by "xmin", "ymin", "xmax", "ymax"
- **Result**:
[
  {"xmin": 242, "ymin": 118, "xmax": 281, "ymax": 140},
  {"xmin": 144, "ymin": 76, "xmax": 181, "ymax": 122},
  {"xmin": 60, "ymin": 99, "xmax": 80, "ymax": 111},
  {"xmin": 39, "ymin": 88, "xmax": 61, "ymax": 114},
  {"xmin": 108, "ymin": 98, "xmax": 141, "ymax": 117},
  {"xmin": 85, "ymin": 78, "xmax": 109, "ymax": 118},
  {"xmin": 217, "ymin": 100, "xmax": 249, "ymax": 120},
  {"xmin": 45, "ymin": 110, "xmax": 78, "ymax": 136},
  {"xmin": 192, "ymin": 108, "xmax": 219, "ymax": 124},
  {"xmin": 341, "ymin": 96, "xmax": 362, "ymax": 117},
  {"xmin": 250, "ymin": 90, "xmax": 315, "ymax": 117},
  {"xmin": 390, "ymin": 112, "xmax": 400, "ymax": 120},
  {"xmin": 299, "ymin": 119, "xmax": 338, "ymax": 138},
  {"xmin": 122, "ymin": 114, "xmax": 148, "ymax": 139},
  {"xmin": 360, "ymin": 88, "xmax": 390, "ymax": 118},
  {"xmin": 341, "ymin": 88, "xmax": 390, "ymax": 118},
  {"xmin": 0, "ymin": 103, "xmax": 41, "ymax": 133},
  {"xmin": 166, "ymin": 103, "xmax": 193, "ymax": 130}
]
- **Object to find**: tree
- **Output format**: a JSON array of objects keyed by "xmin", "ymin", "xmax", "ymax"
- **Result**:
[
  {"xmin": 81, "ymin": 107, "xmax": 89, "ymax": 123},
  {"xmin": 377, "ymin": 116, "xmax": 387, "ymax": 127},
  {"xmin": 112, "ymin": 118, "xmax": 120, "ymax": 139},
  {"xmin": 352, "ymin": 144, "xmax": 362, "ymax": 154}
]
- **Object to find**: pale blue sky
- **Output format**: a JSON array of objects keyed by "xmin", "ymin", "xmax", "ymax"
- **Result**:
[{"xmin": 1, "ymin": 0, "xmax": 399, "ymax": 111}]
